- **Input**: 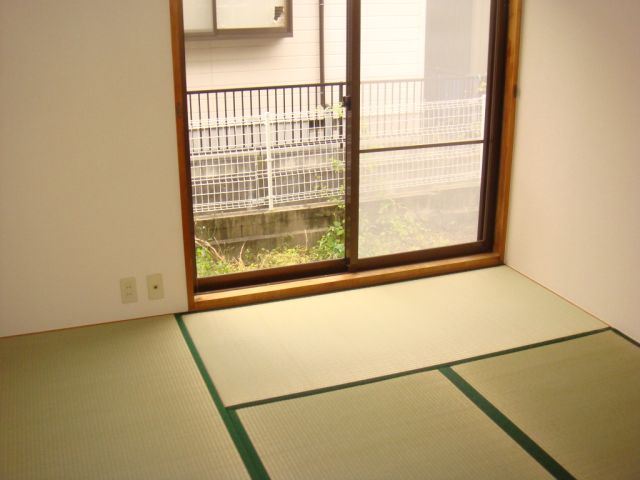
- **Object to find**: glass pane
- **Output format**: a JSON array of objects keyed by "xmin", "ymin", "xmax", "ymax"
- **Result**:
[
  {"xmin": 357, "ymin": 0, "xmax": 492, "ymax": 260},
  {"xmin": 359, "ymin": 0, "xmax": 491, "ymax": 150},
  {"xmin": 358, "ymin": 144, "xmax": 483, "ymax": 258},
  {"xmin": 183, "ymin": 0, "xmax": 214, "ymax": 34},
  {"xmin": 184, "ymin": 2, "xmax": 346, "ymax": 278}
]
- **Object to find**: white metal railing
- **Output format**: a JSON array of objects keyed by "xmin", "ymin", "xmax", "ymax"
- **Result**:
[{"xmin": 189, "ymin": 96, "xmax": 485, "ymax": 215}]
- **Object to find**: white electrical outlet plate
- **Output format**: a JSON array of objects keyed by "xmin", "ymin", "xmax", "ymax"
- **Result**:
[
  {"xmin": 120, "ymin": 277, "xmax": 138, "ymax": 304},
  {"xmin": 146, "ymin": 273, "xmax": 164, "ymax": 300}
]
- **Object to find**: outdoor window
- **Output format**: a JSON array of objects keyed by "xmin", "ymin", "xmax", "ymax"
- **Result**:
[
  {"xmin": 174, "ymin": 0, "xmax": 510, "ymax": 295},
  {"xmin": 184, "ymin": 0, "xmax": 293, "ymax": 37}
]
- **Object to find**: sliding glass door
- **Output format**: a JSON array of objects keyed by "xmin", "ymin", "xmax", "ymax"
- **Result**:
[
  {"xmin": 347, "ymin": 0, "xmax": 503, "ymax": 269},
  {"xmin": 182, "ymin": 0, "xmax": 348, "ymax": 290},
  {"xmin": 181, "ymin": 0, "xmax": 507, "ymax": 290}
]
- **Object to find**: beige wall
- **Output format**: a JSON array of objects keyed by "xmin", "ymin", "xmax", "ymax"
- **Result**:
[
  {"xmin": 0, "ymin": 0, "xmax": 188, "ymax": 337},
  {"xmin": 506, "ymin": 0, "xmax": 640, "ymax": 340}
]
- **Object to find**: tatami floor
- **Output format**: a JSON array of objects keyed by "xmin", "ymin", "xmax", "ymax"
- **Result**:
[{"xmin": 1, "ymin": 266, "xmax": 638, "ymax": 479}]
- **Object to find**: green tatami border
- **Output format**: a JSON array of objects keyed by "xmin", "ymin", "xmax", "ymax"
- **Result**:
[
  {"xmin": 178, "ymin": 315, "xmax": 626, "ymax": 479},
  {"xmin": 221, "ymin": 327, "xmax": 611, "ymax": 410},
  {"xmin": 613, "ymin": 328, "xmax": 640, "ymax": 348},
  {"xmin": 175, "ymin": 314, "xmax": 270, "ymax": 480},
  {"xmin": 440, "ymin": 366, "xmax": 576, "ymax": 480}
]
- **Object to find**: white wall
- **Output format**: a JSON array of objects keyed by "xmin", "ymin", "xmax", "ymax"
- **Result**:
[
  {"xmin": 0, "ymin": 0, "xmax": 188, "ymax": 337},
  {"xmin": 506, "ymin": 0, "xmax": 640, "ymax": 340}
]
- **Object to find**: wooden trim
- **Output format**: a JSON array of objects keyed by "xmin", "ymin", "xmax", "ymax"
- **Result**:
[
  {"xmin": 170, "ymin": 0, "xmax": 197, "ymax": 311},
  {"xmin": 195, "ymin": 259, "xmax": 346, "ymax": 292},
  {"xmin": 193, "ymin": 252, "xmax": 502, "ymax": 312},
  {"xmin": 494, "ymin": 0, "xmax": 523, "ymax": 259}
]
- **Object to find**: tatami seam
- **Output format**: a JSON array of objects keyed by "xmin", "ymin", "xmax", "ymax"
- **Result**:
[
  {"xmin": 440, "ymin": 366, "xmax": 576, "ymax": 480},
  {"xmin": 178, "ymin": 316, "xmax": 619, "ymax": 479},
  {"xmin": 175, "ymin": 314, "xmax": 270, "ymax": 480},
  {"xmin": 226, "ymin": 327, "xmax": 610, "ymax": 410}
]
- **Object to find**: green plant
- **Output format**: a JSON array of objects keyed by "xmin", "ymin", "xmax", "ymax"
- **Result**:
[
  {"xmin": 196, "ymin": 192, "xmax": 472, "ymax": 277},
  {"xmin": 196, "ymin": 246, "xmax": 236, "ymax": 277},
  {"xmin": 253, "ymin": 246, "xmax": 309, "ymax": 269},
  {"xmin": 331, "ymin": 102, "xmax": 345, "ymax": 119},
  {"xmin": 358, "ymin": 199, "xmax": 462, "ymax": 257},
  {"xmin": 311, "ymin": 218, "xmax": 345, "ymax": 260}
]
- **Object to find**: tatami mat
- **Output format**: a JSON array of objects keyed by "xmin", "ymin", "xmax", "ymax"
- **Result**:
[
  {"xmin": 184, "ymin": 266, "xmax": 605, "ymax": 406},
  {"xmin": 0, "ymin": 315, "xmax": 249, "ymax": 480},
  {"xmin": 238, "ymin": 370, "xmax": 552, "ymax": 480},
  {"xmin": 454, "ymin": 331, "xmax": 640, "ymax": 480}
]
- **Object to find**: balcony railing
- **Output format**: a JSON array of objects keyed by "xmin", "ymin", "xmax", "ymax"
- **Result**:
[{"xmin": 187, "ymin": 76, "xmax": 485, "ymax": 216}]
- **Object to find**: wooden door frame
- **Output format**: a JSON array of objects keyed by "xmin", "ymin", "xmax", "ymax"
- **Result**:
[
  {"xmin": 169, "ymin": 0, "xmax": 523, "ymax": 312},
  {"xmin": 170, "ymin": 0, "xmax": 197, "ymax": 310}
]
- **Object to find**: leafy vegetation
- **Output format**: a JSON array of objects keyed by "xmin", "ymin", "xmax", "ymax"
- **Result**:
[
  {"xmin": 195, "ymin": 209, "xmax": 345, "ymax": 278},
  {"xmin": 195, "ymin": 197, "xmax": 474, "ymax": 277},
  {"xmin": 358, "ymin": 199, "xmax": 459, "ymax": 257}
]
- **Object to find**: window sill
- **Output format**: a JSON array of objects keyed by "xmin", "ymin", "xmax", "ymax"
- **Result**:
[{"xmin": 192, "ymin": 252, "xmax": 502, "ymax": 312}]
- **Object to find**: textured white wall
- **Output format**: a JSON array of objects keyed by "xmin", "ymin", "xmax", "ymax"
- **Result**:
[
  {"xmin": 0, "ymin": 0, "xmax": 188, "ymax": 337},
  {"xmin": 506, "ymin": 0, "xmax": 640, "ymax": 340}
]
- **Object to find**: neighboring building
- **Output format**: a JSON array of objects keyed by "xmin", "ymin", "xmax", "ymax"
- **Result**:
[{"xmin": 183, "ymin": 0, "xmax": 490, "ymax": 92}]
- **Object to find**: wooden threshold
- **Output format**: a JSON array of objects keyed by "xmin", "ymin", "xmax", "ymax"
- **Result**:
[{"xmin": 193, "ymin": 252, "xmax": 502, "ymax": 312}]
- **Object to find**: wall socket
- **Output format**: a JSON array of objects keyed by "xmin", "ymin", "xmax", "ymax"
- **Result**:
[
  {"xmin": 120, "ymin": 277, "xmax": 138, "ymax": 304},
  {"xmin": 146, "ymin": 273, "xmax": 164, "ymax": 300}
]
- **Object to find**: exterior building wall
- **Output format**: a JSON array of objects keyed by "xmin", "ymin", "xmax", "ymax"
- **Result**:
[
  {"xmin": 425, "ymin": 0, "xmax": 490, "ymax": 77},
  {"xmin": 183, "ymin": 0, "xmax": 429, "ymax": 91},
  {"xmin": 185, "ymin": 0, "xmax": 321, "ymax": 91},
  {"xmin": 317, "ymin": 0, "xmax": 429, "ymax": 83}
]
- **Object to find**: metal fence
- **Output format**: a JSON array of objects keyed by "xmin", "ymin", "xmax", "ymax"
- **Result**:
[
  {"xmin": 188, "ymin": 76, "xmax": 486, "ymax": 215},
  {"xmin": 190, "ymin": 108, "xmax": 345, "ymax": 213}
]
